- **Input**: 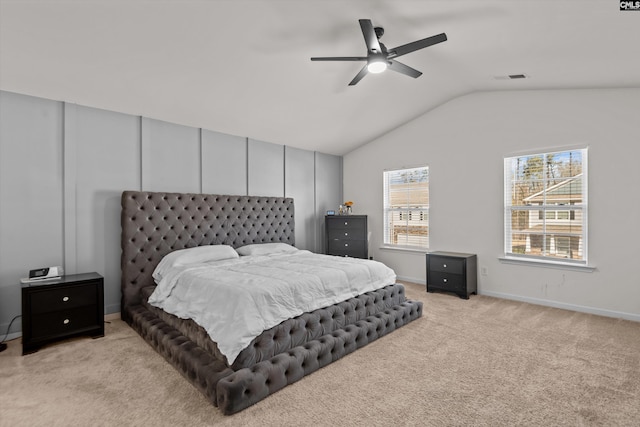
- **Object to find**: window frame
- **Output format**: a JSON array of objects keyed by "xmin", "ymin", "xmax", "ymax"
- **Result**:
[
  {"xmin": 382, "ymin": 165, "xmax": 429, "ymax": 250},
  {"xmin": 503, "ymin": 147, "xmax": 588, "ymax": 267}
]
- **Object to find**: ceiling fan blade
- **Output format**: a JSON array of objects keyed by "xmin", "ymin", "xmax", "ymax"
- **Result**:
[
  {"xmin": 348, "ymin": 65, "xmax": 369, "ymax": 86},
  {"xmin": 388, "ymin": 33, "xmax": 447, "ymax": 59},
  {"xmin": 388, "ymin": 60, "xmax": 423, "ymax": 79},
  {"xmin": 359, "ymin": 19, "xmax": 382, "ymax": 54},
  {"xmin": 310, "ymin": 56, "xmax": 367, "ymax": 61}
]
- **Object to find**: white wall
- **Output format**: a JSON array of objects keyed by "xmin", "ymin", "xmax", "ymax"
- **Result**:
[{"xmin": 344, "ymin": 88, "xmax": 640, "ymax": 320}]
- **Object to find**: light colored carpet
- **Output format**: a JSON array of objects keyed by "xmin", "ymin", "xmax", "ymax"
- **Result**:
[{"xmin": 2, "ymin": 282, "xmax": 639, "ymax": 427}]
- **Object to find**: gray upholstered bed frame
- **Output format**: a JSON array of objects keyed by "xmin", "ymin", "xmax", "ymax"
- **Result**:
[{"xmin": 121, "ymin": 190, "xmax": 423, "ymax": 414}]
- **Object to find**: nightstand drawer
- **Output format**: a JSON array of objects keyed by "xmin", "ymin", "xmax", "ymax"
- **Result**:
[
  {"xmin": 428, "ymin": 272, "xmax": 465, "ymax": 291},
  {"xmin": 30, "ymin": 283, "xmax": 99, "ymax": 314},
  {"xmin": 428, "ymin": 256, "xmax": 464, "ymax": 274},
  {"xmin": 31, "ymin": 305, "xmax": 99, "ymax": 337}
]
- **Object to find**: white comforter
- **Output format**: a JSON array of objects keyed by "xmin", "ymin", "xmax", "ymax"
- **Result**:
[{"xmin": 147, "ymin": 251, "xmax": 396, "ymax": 365}]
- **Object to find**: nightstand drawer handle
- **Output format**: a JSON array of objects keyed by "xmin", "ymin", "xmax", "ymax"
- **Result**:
[
  {"xmin": 443, "ymin": 264, "xmax": 447, "ymax": 268},
  {"xmin": 344, "ymin": 243, "xmax": 349, "ymax": 247},
  {"xmin": 62, "ymin": 296, "xmax": 70, "ymax": 302},
  {"xmin": 344, "ymin": 232, "xmax": 348, "ymax": 236},
  {"xmin": 344, "ymin": 222, "xmax": 348, "ymax": 225},
  {"xmin": 443, "ymin": 278, "xmax": 448, "ymax": 283},
  {"xmin": 63, "ymin": 319, "xmax": 70, "ymax": 325}
]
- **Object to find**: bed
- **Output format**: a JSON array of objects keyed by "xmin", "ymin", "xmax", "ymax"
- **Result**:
[{"xmin": 120, "ymin": 190, "xmax": 423, "ymax": 414}]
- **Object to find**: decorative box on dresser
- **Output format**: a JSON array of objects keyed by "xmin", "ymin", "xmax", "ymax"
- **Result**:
[
  {"xmin": 426, "ymin": 251, "xmax": 477, "ymax": 299},
  {"xmin": 21, "ymin": 272, "xmax": 104, "ymax": 355},
  {"xmin": 325, "ymin": 215, "xmax": 368, "ymax": 259}
]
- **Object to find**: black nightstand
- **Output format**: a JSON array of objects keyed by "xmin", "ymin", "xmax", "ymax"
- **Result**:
[
  {"xmin": 21, "ymin": 272, "xmax": 104, "ymax": 355},
  {"xmin": 325, "ymin": 215, "xmax": 368, "ymax": 259},
  {"xmin": 426, "ymin": 252, "xmax": 477, "ymax": 299}
]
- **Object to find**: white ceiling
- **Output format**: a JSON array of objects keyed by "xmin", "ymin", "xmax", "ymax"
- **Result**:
[{"xmin": 1, "ymin": 1, "xmax": 639, "ymax": 156}]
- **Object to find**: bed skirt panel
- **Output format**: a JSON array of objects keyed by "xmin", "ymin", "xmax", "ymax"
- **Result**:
[
  {"xmin": 127, "ymin": 297, "xmax": 423, "ymax": 414},
  {"xmin": 216, "ymin": 299, "xmax": 423, "ymax": 414},
  {"xmin": 141, "ymin": 283, "xmax": 411, "ymax": 370}
]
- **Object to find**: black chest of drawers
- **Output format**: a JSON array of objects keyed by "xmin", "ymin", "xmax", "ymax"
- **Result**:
[
  {"xmin": 325, "ymin": 215, "xmax": 368, "ymax": 259},
  {"xmin": 426, "ymin": 251, "xmax": 477, "ymax": 299},
  {"xmin": 21, "ymin": 272, "xmax": 104, "ymax": 355}
]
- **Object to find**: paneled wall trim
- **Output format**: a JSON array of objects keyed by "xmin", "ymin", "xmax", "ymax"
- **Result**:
[{"xmin": 0, "ymin": 90, "xmax": 342, "ymax": 337}]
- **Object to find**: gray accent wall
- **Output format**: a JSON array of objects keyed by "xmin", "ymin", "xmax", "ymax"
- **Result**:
[
  {"xmin": 248, "ymin": 138, "xmax": 285, "ymax": 197},
  {"xmin": 0, "ymin": 90, "xmax": 342, "ymax": 337},
  {"xmin": 65, "ymin": 104, "xmax": 141, "ymax": 318},
  {"xmin": 285, "ymin": 146, "xmax": 316, "ymax": 251},
  {"xmin": 0, "ymin": 92, "xmax": 64, "ymax": 338},
  {"xmin": 315, "ymin": 152, "xmax": 344, "ymax": 253},
  {"xmin": 201, "ymin": 130, "xmax": 247, "ymax": 195},
  {"xmin": 141, "ymin": 118, "xmax": 201, "ymax": 193}
]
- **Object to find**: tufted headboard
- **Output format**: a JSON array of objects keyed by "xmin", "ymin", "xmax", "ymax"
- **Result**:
[{"xmin": 120, "ymin": 191, "xmax": 294, "ymax": 322}]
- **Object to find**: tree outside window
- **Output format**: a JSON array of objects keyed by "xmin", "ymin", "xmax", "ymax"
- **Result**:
[{"xmin": 504, "ymin": 148, "xmax": 587, "ymax": 264}]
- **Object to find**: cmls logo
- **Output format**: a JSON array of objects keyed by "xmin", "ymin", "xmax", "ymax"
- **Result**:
[{"xmin": 620, "ymin": 1, "xmax": 640, "ymax": 10}]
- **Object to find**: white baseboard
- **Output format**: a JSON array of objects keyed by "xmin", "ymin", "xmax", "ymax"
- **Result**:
[
  {"xmin": 481, "ymin": 290, "xmax": 640, "ymax": 322},
  {"xmin": 396, "ymin": 275, "xmax": 426, "ymax": 285},
  {"xmin": 396, "ymin": 275, "xmax": 640, "ymax": 322},
  {"xmin": 4, "ymin": 331, "xmax": 21, "ymax": 341}
]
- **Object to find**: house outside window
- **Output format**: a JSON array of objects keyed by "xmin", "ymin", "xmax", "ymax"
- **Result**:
[
  {"xmin": 383, "ymin": 166, "xmax": 429, "ymax": 249},
  {"xmin": 504, "ymin": 148, "xmax": 587, "ymax": 265}
]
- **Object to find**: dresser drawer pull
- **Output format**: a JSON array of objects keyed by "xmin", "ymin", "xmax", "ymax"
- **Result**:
[
  {"xmin": 344, "ymin": 232, "xmax": 348, "ymax": 236},
  {"xmin": 344, "ymin": 243, "xmax": 349, "ymax": 247},
  {"xmin": 443, "ymin": 278, "xmax": 448, "ymax": 283},
  {"xmin": 443, "ymin": 264, "xmax": 447, "ymax": 268},
  {"xmin": 63, "ymin": 319, "xmax": 70, "ymax": 325},
  {"xmin": 62, "ymin": 296, "xmax": 70, "ymax": 302}
]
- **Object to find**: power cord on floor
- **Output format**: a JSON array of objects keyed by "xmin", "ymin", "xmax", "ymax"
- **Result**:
[{"xmin": 0, "ymin": 315, "xmax": 22, "ymax": 352}]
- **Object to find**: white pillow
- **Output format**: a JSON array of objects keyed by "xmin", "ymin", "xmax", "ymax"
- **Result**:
[
  {"xmin": 236, "ymin": 243, "xmax": 298, "ymax": 256},
  {"xmin": 153, "ymin": 245, "xmax": 239, "ymax": 282}
]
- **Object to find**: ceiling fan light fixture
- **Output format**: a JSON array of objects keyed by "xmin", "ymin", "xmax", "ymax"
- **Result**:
[
  {"xmin": 311, "ymin": 19, "xmax": 447, "ymax": 85},
  {"xmin": 367, "ymin": 60, "xmax": 387, "ymax": 74}
]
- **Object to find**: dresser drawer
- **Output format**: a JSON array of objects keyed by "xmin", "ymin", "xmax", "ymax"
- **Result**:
[
  {"xmin": 30, "ymin": 283, "xmax": 99, "ymax": 314},
  {"xmin": 328, "ymin": 239, "xmax": 367, "ymax": 256},
  {"xmin": 325, "ymin": 217, "xmax": 366, "ymax": 231},
  {"xmin": 31, "ymin": 305, "xmax": 99, "ymax": 337},
  {"xmin": 327, "ymin": 227, "xmax": 366, "ymax": 240},
  {"xmin": 428, "ymin": 256, "xmax": 464, "ymax": 274}
]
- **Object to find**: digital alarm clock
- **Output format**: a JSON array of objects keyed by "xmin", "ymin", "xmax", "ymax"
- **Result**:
[{"xmin": 28, "ymin": 266, "xmax": 63, "ymax": 280}]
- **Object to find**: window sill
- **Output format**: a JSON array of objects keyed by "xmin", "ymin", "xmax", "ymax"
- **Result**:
[
  {"xmin": 499, "ymin": 256, "xmax": 596, "ymax": 272},
  {"xmin": 379, "ymin": 245, "xmax": 428, "ymax": 254}
]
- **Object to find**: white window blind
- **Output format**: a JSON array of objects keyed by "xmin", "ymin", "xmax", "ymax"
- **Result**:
[
  {"xmin": 504, "ymin": 148, "xmax": 587, "ymax": 265},
  {"xmin": 383, "ymin": 166, "xmax": 429, "ymax": 248}
]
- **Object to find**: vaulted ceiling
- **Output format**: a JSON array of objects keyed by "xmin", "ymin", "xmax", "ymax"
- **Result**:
[{"xmin": 1, "ymin": 1, "xmax": 639, "ymax": 156}]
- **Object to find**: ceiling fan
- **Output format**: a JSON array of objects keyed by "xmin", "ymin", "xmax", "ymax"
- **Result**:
[{"xmin": 311, "ymin": 19, "xmax": 447, "ymax": 86}]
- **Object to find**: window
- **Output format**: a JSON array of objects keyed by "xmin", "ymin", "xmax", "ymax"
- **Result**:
[
  {"xmin": 383, "ymin": 166, "xmax": 429, "ymax": 248},
  {"xmin": 504, "ymin": 148, "xmax": 587, "ymax": 265}
]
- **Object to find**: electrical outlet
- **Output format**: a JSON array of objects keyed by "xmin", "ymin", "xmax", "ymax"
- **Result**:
[{"xmin": 481, "ymin": 267, "xmax": 488, "ymax": 276}]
